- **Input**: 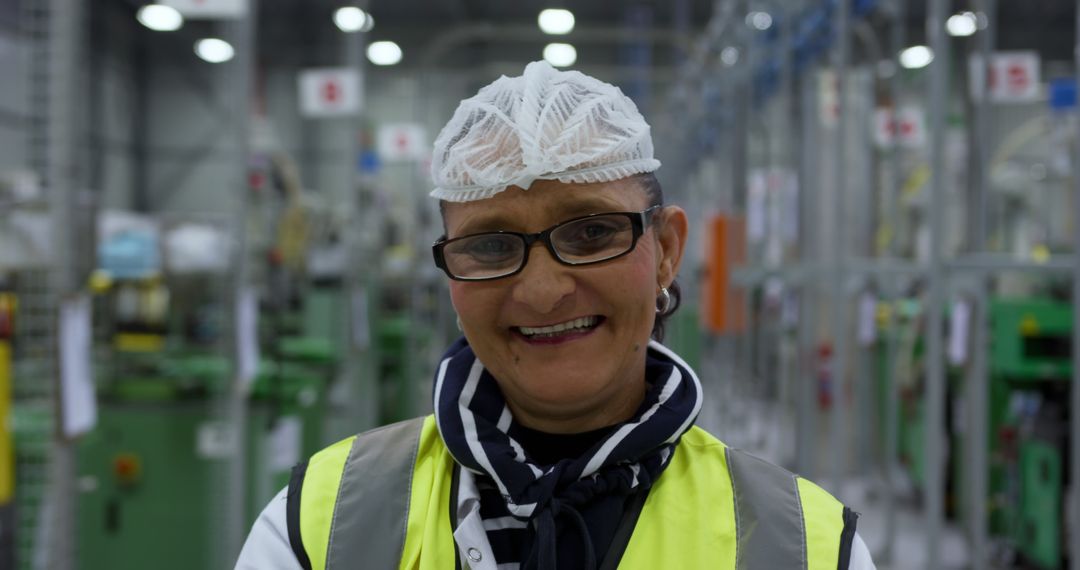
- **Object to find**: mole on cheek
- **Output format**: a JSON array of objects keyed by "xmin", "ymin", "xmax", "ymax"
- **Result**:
[{"xmin": 633, "ymin": 344, "xmax": 640, "ymax": 352}]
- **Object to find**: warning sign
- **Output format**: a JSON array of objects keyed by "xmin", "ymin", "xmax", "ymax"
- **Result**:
[
  {"xmin": 298, "ymin": 68, "xmax": 363, "ymax": 118},
  {"xmin": 969, "ymin": 51, "xmax": 1040, "ymax": 103},
  {"xmin": 377, "ymin": 124, "xmax": 428, "ymax": 162}
]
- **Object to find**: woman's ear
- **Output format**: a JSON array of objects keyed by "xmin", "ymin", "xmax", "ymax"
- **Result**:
[{"xmin": 655, "ymin": 206, "xmax": 688, "ymax": 287}]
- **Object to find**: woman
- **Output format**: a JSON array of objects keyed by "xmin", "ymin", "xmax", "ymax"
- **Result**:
[{"xmin": 237, "ymin": 61, "xmax": 875, "ymax": 569}]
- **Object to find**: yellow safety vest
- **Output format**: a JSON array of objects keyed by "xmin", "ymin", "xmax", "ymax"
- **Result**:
[{"xmin": 287, "ymin": 416, "xmax": 856, "ymax": 569}]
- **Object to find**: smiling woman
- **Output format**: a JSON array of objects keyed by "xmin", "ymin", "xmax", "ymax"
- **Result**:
[{"xmin": 237, "ymin": 61, "xmax": 875, "ymax": 570}]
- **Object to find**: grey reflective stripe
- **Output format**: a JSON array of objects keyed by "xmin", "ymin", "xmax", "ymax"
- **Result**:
[
  {"xmin": 325, "ymin": 417, "xmax": 426, "ymax": 570},
  {"xmin": 725, "ymin": 447, "xmax": 808, "ymax": 570}
]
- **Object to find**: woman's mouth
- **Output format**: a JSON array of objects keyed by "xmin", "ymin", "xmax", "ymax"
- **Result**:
[{"xmin": 513, "ymin": 316, "xmax": 604, "ymax": 344}]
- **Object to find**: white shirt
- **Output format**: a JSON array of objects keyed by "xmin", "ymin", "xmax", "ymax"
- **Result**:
[{"xmin": 235, "ymin": 478, "xmax": 877, "ymax": 570}]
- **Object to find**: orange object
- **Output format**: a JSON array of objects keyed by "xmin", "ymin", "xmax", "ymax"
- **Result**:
[
  {"xmin": 113, "ymin": 453, "xmax": 142, "ymax": 486},
  {"xmin": 702, "ymin": 213, "xmax": 746, "ymax": 334}
]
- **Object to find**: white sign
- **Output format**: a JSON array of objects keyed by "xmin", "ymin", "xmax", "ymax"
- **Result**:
[
  {"xmin": 856, "ymin": 292, "xmax": 878, "ymax": 346},
  {"xmin": 161, "ymin": 0, "xmax": 248, "ymax": 19},
  {"xmin": 874, "ymin": 106, "xmax": 925, "ymax": 148},
  {"xmin": 377, "ymin": 123, "xmax": 429, "ymax": 162},
  {"xmin": 237, "ymin": 287, "xmax": 259, "ymax": 390},
  {"xmin": 818, "ymin": 70, "xmax": 839, "ymax": 127},
  {"xmin": 196, "ymin": 421, "xmax": 238, "ymax": 458},
  {"xmin": 948, "ymin": 299, "xmax": 971, "ymax": 366},
  {"xmin": 969, "ymin": 51, "xmax": 1041, "ymax": 103},
  {"xmin": 60, "ymin": 295, "xmax": 96, "ymax": 438},
  {"xmin": 299, "ymin": 68, "xmax": 362, "ymax": 118}
]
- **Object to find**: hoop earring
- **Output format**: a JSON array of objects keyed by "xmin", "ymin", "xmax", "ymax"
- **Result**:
[
  {"xmin": 456, "ymin": 316, "xmax": 463, "ymax": 331},
  {"xmin": 656, "ymin": 287, "xmax": 672, "ymax": 315}
]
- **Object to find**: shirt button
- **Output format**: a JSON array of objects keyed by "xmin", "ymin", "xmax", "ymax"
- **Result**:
[{"xmin": 467, "ymin": 547, "xmax": 482, "ymax": 562}]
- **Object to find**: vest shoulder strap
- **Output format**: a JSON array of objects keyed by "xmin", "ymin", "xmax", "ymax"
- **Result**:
[
  {"xmin": 724, "ymin": 447, "xmax": 857, "ymax": 570},
  {"xmin": 287, "ymin": 417, "xmax": 427, "ymax": 570}
]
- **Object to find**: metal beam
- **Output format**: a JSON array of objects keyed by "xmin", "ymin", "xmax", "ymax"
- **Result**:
[
  {"xmin": 924, "ymin": 0, "xmax": 949, "ymax": 565},
  {"xmin": 1071, "ymin": 3, "xmax": 1080, "ymax": 568},
  {"xmin": 830, "ymin": 0, "xmax": 852, "ymax": 490}
]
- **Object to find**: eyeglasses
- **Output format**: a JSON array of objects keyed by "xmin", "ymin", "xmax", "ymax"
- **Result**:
[{"xmin": 433, "ymin": 206, "xmax": 661, "ymax": 281}]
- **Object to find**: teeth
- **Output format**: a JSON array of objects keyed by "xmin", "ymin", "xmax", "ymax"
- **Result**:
[{"xmin": 519, "ymin": 316, "xmax": 598, "ymax": 337}]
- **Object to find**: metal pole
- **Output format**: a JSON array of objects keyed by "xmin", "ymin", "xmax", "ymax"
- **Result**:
[
  {"xmin": 880, "ymin": 284, "xmax": 900, "ymax": 564},
  {"xmin": 222, "ymin": 3, "xmax": 256, "ymax": 565},
  {"xmin": 971, "ymin": 0, "xmax": 996, "ymax": 251},
  {"xmin": 830, "ymin": 0, "xmax": 852, "ymax": 490},
  {"xmin": 968, "ymin": 282, "xmax": 990, "ymax": 569},
  {"xmin": 924, "ymin": 0, "xmax": 949, "ymax": 566},
  {"xmin": 45, "ymin": 0, "xmax": 83, "ymax": 568},
  {"xmin": 798, "ymin": 67, "xmax": 820, "ymax": 479},
  {"xmin": 1070, "ymin": 3, "xmax": 1080, "ymax": 569}
]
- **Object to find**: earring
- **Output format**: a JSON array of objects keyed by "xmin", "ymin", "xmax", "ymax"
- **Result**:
[
  {"xmin": 456, "ymin": 315, "xmax": 463, "ymax": 331},
  {"xmin": 656, "ymin": 287, "xmax": 672, "ymax": 315}
]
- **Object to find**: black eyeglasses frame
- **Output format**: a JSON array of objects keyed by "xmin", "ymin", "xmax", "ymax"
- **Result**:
[{"xmin": 432, "ymin": 205, "xmax": 662, "ymax": 281}]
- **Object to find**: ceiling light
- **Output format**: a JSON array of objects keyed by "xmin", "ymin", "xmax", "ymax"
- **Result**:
[
  {"xmin": 543, "ymin": 43, "xmax": 576, "ymax": 67},
  {"xmin": 538, "ymin": 9, "xmax": 575, "ymax": 35},
  {"xmin": 899, "ymin": 45, "xmax": 933, "ymax": 69},
  {"xmin": 333, "ymin": 6, "xmax": 368, "ymax": 33},
  {"xmin": 746, "ymin": 11, "xmax": 773, "ymax": 31},
  {"xmin": 720, "ymin": 46, "xmax": 739, "ymax": 67},
  {"xmin": 195, "ymin": 38, "xmax": 235, "ymax": 63},
  {"xmin": 946, "ymin": 12, "xmax": 977, "ymax": 37},
  {"xmin": 137, "ymin": 4, "xmax": 183, "ymax": 32},
  {"xmin": 367, "ymin": 41, "xmax": 402, "ymax": 66}
]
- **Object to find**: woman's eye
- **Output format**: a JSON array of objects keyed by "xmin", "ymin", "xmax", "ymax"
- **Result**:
[
  {"xmin": 575, "ymin": 222, "xmax": 619, "ymax": 242},
  {"xmin": 466, "ymin": 237, "xmax": 517, "ymax": 259}
]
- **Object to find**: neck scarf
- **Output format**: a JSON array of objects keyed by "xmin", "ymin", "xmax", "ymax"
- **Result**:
[{"xmin": 433, "ymin": 337, "xmax": 703, "ymax": 568}]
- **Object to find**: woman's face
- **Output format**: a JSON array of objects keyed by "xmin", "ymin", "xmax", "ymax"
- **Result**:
[{"xmin": 442, "ymin": 178, "xmax": 687, "ymax": 433}]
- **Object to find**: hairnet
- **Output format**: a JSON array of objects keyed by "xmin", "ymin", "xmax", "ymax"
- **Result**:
[{"xmin": 430, "ymin": 61, "xmax": 661, "ymax": 202}]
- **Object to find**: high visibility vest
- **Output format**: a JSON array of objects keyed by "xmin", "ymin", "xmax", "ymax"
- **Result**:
[{"xmin": 286, "ymin": 416, "xmax": 857, "ymax": 570}]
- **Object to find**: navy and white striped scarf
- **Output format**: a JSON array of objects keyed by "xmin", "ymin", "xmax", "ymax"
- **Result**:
[{"xmin": 433, "ymin": 337, "xmax": 703, "ymax": 568}]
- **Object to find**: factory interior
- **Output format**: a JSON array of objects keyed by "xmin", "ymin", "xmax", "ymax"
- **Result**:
[{"xmin": 1, "ymin": 0, "xmax": 1079, "ymax": 568}]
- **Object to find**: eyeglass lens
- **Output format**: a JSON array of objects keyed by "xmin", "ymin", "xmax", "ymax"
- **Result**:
[{"xmin": 442, "ymin": 213, "xmax": 637, "ymax": 279}]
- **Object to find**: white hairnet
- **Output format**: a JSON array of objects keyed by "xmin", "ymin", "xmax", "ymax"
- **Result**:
[{"xmin": 430, "ymin": 61, "xmax": 661, "ymax": 203}]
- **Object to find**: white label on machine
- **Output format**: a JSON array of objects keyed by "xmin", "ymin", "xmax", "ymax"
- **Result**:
[
  {"xmin": 268, "ymin": 416, "xmax": 302, "ymax": 471},
  {"xmin": 377, "ymin": 123, "xmax": 429, "ymax": 162},
  {"xmin": 161, "ymin": 0, "xmax": 248, "ymax": 19},
  {"xmin": 746, "ymin": 169, "xmax": 767, "ymax": 242},
  {"xmin": 896, "ymin": 106, "xmax": 926, "ymax": 149},
  {"xmin": 237, "ymin": 287, "xmax": 259, "ymax": 390},
  {"xmin": 856, "ymin": 292, "xmax": 878, "ymax": 346},
  {"xmin": 948, "ymin": 299, "xmax": 971, "ymax": 366},
  {"xmin": 299, "ymin": 68, "xmax": 363, "ymax": 117},
  {"xmin": 196, "ymin": 421, "xmax": 238, "ymax": 458},
  {"xmin": 60, "ymin": 295, "xmax": 97, "ymax": 438}
]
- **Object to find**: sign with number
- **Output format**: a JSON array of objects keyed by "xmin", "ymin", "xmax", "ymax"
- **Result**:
[
  {"xmin": 969, "ymin": 51, "xmax": 1040, "ymax": 103},
  {"xmin": 377, "ymin": 123, "xmax": 428, "ymax": 162},
  {"xmin": 161, "ymin": 0, "xmax": 248, "ymax": 19},
  {"xmin": 298, "ymin": 68, "xmax": 363, "ymax": 118}
]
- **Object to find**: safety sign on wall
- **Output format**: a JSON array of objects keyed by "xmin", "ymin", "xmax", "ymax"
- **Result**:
[
  {"xmin": 873, "ymin": 106, "xmax": 926, "ymax": 149},
  {"xmin": 969, "ymin": 51, "xmax": 1041, "ymax": 103},
  {"xmin": 161, "ymin": 0, "xmax": 248, "ymax": 19},
  {"xmin": 377, "ymin": 123, "xmax": 429, "ymax": 162},
  {"xmin": 298, "ymin": 68, "xmax": 363, "ymax": 118}
]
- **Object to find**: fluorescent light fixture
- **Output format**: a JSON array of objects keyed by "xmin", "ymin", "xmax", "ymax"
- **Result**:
[
  {"xmin": 946, "ymin": 11, "xmax": 977, "ymax": 37},
  {"xmin": 538, "ymin": 8, "xmax": 575, "ymax": 35},
  {"xmin": 137, "ymin": 4, "xmax": 183, "ymax": 32},
  {"xmin": 334, "ymin": 7, "xmax": 369, "ymax": 33},
  {"xmin": 746, "ymin": 11, "xmax": 772, "ymax": 31},
  {"xmin": 367, "ymin": 41, "xmax": 402, "ymax": 66},
  {"xmin": 195, "ymin": 38, "xmax": 235, "ymax": 63},
  {"xmin": 543, "ymin": 43, "xmax": 577, "ymax": 67},
  {"xmin": 720, "ymin": 46, "xmax": 740, "ymax": 67},
  {"xmin": 899, "ymin": 45, "xmax": 933, "ymax": 69}
]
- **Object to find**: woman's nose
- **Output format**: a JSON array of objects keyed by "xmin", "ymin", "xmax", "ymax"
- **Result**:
[{"xmin": 510, "ymin": 244, "xmax": 575, "ymax": 314}]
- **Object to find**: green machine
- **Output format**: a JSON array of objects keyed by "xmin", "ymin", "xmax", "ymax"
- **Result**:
[{"xmin": 985, "ymin": 298, "xmax": 1071, "ymax": 569}]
